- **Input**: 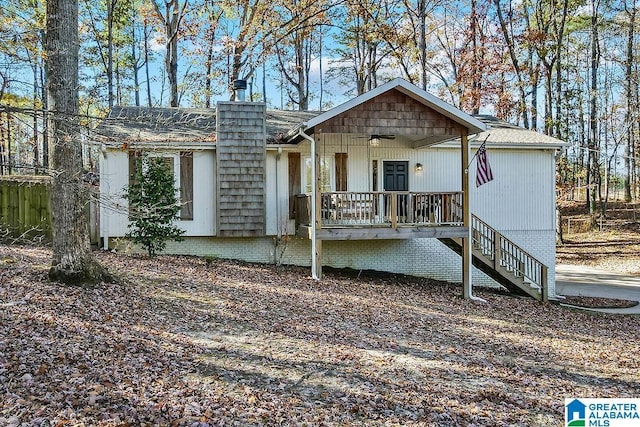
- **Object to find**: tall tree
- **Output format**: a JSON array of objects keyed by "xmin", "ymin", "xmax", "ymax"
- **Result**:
[
  {"xmin": 151, "ymin": 0, "xmax": 188, "ymax": 107},
  {"xmin": 223, "ymin": 0, "xmax": 271, "ymax": 95},
  {"xmin": 586, "ymin": 0, "xmax": 600, "ymax": 215},
  {"xmin": 401, "ymin": 0, "xmax": 438, "ymax": 90},
  {"xmin": 81, "ymin": 0, "xmax": 134, "ymax": 107},
  {"xmin": 334, "ymin": 0, "xmax": 428, "ymax": 95},
  {"xmin": 203, "ymin": 0, "xmax": 223, "ymax": 108},
  {"xmin": 623, "ymin": 0, "xmax": 637, "ymax": 201},
  {"xmin": 45, "ymin": 0, "xmax": 109, "ymax": 284},
  {"xmin": 493, "ymin": 0, "xmax": 530, "ymax": 128},
  {"xmin": 126, "ymin": 0, "xmax": 162, "ymax": 107},
  {"xmin": 274, "ymin": 0, "xmax": 329, "ymax": 109},
  {"xmin": 531, "ymin": 0, "xmax": 570, "ymax": 136}
]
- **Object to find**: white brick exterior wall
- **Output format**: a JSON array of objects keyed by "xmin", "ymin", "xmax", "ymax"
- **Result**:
[{"xmin": 109, "ymin": 232, "xmax": 556, "ymax": 296}]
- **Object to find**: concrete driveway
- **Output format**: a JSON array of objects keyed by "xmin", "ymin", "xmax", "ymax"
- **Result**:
[{"xmin": 555, "ymin": 264, "xmax": 640, "ymax": 314}]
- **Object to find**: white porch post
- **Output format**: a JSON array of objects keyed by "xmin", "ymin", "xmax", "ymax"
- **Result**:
[
  {"xmin": 462, "ymin": 130, "xmax": 472, "ymax": 299},
  {"xmin": 297, "ymin": 127, "xmax": 320, "ymax": 280}
]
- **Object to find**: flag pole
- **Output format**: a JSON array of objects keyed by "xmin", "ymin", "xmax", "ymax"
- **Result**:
[
  {"xmin": 466, "ymin": 134, "xmax": 490, "ymax": 170},
  {"xmin": 464, "ymin": 131, "xmax": 488, "ymax": 302}
]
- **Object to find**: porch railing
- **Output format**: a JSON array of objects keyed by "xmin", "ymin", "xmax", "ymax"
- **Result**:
[
  {"xmin": 471, "ymin": 215, "xmax": 547, "ymax": 299},
  {"xmin": 294, "ymin": 191, "xmax": 463, "ymax": 228}
]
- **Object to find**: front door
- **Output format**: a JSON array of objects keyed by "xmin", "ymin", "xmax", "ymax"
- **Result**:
[
  {"xmin": 383, "ymin": 161, "xmax": 408, "ymax": 192},
  {"xmin": 383, "ymin": 161, "xmax": 409, "ymax": 220}
]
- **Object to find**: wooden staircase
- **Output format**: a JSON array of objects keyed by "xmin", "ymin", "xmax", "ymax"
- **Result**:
[{"xmin": 440, "ymin": 215, "xmax": 548, "ymax": 301}]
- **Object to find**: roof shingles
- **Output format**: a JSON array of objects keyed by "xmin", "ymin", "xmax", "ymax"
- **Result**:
[
  {"xmin": 95, "ymin": 107, "xmax": 565, "ymax": 148},
  {"xmin": 95, "ymin": 106, "xmax": 217, "ymax": 143},
  {"xmin": 96, "ymin": 105, "xmax": 319, "ymax": 145}
]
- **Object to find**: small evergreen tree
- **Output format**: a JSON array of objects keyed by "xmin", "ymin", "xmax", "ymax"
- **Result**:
[{"xmin": 125, "ymin": 154, "xmax": 185, "ymax": 257}]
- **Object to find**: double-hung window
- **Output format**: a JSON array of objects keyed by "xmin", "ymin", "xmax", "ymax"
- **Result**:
[
  {"xmin": 128, "ymin": 151, "xmax": 193, "ymax": 220},
  {"xmin": 303, "ymin": 156, "xmax": 334, "ymax": 193}
]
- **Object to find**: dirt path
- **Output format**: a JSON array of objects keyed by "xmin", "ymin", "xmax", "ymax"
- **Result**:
[{"xmin": 557, "ymin": 201, "xmax": 640, "ymax": 275}]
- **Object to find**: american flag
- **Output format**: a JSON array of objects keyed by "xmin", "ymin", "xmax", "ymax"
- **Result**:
[{"xmin": 476, "ymin": 141, "xmax": 494, "ymax": 187}]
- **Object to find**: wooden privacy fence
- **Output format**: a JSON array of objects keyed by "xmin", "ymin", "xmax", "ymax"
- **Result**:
[
  {"xmin": 0, "ymin": 176, "xmax": 101, "ymax": 243},
  {"xmin": 0, "ymin": 176, "xmax": 52, "ymax": 239}
]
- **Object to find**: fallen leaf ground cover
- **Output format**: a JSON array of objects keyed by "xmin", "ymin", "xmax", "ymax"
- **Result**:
[{"xmin": 1, "ymin": 245, "xmax": 639, "ymax": 426}]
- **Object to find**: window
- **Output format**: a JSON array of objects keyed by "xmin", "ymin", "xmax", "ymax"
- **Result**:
[
  {"xmin": 128, "ymin": 151, "xmax": 193, "ymax": 220},
  {"xmin": 303, "ymin": 156, "xmax": 333, "ymax": 193}
]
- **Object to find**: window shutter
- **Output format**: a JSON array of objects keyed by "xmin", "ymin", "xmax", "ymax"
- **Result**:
[
  {"xmin": 288, "ymin": 152, "xmax": 301, "ymax": 218},
  {"xmin": 180, "ymin": 151, "xmax": 193, "ymax": 220},
  {"xmin": 128, "ymin": 150, "xmax": 142, "ymax": 184},
  {"xmin": 335, "ymin": 153, "xmax": 348, "ymax": 191},
  {"xmin": 128, "ymin": 151, "xmax": 142, "ymax": 218}
]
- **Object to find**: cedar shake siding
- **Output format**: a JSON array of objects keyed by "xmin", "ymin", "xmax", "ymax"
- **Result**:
[
  {"xmin": 315, "ymin": 89, "xmax": 465, "ymax": 139},
  {"xmin": 216, "ymin": 102, "xmax": 267, "ymax": 237}
]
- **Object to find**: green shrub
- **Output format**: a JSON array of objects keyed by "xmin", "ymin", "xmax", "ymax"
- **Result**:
[{"xmin": 124, "ymin": 154, "xmax": 185, "ymax": 257}]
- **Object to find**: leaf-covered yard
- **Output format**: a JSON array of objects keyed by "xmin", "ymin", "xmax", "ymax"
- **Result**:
[{"xmin": 1, "ymin": 245, "xmax": 638, "ymax": 426}]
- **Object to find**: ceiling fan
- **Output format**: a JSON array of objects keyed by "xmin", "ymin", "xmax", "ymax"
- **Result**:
[
  {"xmin": 353, "ymin": 134, "xmax": 396, "ymax": 146},
  {"xmin": 368, "ymin": 134, "xmax": 395, "ymax": 146}
]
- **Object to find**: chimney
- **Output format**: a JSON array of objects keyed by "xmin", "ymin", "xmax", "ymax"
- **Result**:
[
  {"xmin": 216, "ymin": 100, "xmax": 266, "ymax": 236},
  {"xmin": 233, "ymin": 79, "xmax": 247, "ymax": 102}
]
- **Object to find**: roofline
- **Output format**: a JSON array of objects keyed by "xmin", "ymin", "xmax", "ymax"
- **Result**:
[
  {"xmin": 265, "ymin": 144, "xmax": 299, "ymax": 151},
  {"xmin": 102, "ymin": 142, "xmax": 217, "ymax": 150},
  {"xmin": 436, "ymin": 140, "xmax": 568, "ymax": 149},
  {"xmin": 302, "ymin": 78, "xmax": 487, "ymax": 134}
]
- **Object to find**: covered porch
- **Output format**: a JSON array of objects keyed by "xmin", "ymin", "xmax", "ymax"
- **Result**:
[{"xmin": 286, "ymin": 79, "xmax": 486, "ymax": 297}]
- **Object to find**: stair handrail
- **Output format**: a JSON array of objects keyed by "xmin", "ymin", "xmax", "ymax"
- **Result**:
[{"xmin": 471, "ymin": 215, "xmax": 548, "ymax": 301}]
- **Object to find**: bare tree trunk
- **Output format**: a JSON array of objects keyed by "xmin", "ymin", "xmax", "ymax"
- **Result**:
[
  {"xmin": 262, "ymin": 55, "xmax": 267, "ymax": 105},
  {"xmin": 318, "ymin": 27, "xmax": 323, "ymax": 110},
  {"xmin": 143, "ymin": 20, "xmax": 152, "ymax": 107},
  {"xmin": 45, "ymin": 0, "xmax": 109, "ymax": 285},
  {"xmin": 552, "ymin": 0, "xmax": 569, "ymax": 139},
  {"xmin": 33, "ymin": 61, "xmax": 40, "ymax": 173},
  {"xmin": 132, "ymin": 21, "xmax": 140, "ymax": 107},
  {"xmin": 624, "ymin": 0, "xmax": 636, "ymax": 202},
  {"xmin": 543, "ymin": 64, "xmax": 552, "ymax": 135},
  {"xmin": 40, "ymin": 51, "xmax": 49, "ymax": 169},
  {"xmin": 275, "ymin": 25, "xmax": 311, "ymax": 110},
  {"xmin": 470, "ymin": 0, "xmax": 481, "ymax": 115},
  {"xmin": 555, "ymin": 56, "xmax": 563, "ymax": 139},
  {"xmin": 167, "ymin": 30, "xmax": 179, "ymax": 107},
  {"xmin": 587, "ymin": 0, "xmax": 599, "ymax": 217},
  {"xmin": 418, "ymin": 0, "xmax": 427, "ymax": 90},
  {"xmin": 115, "ymin": 61, "xmax": 121, "ymax": 105},
  {"xmin": 296, "ymin": 34, "xmax": 308, "ymax": 110},
  {"xmin": 107, "ymin": 0, "xmax": 115, "ymax": 108},
  {"xmin": 152, "ymin": 0, "xmax": 187, "ymax": 107},
  {"xmin": 530, "ymin": 59, "xmax": 539, "ymax": 131},
  {"xmin": 204, "ymin": 25, "xmax": 215, "ymax": 108},
  {"xmin": 577, "ymin": 76, "xmax": 586, "ymax": 173},
  {"xmin": 6, "ymin": 113, "xmax": 12, "ymax": 174}
]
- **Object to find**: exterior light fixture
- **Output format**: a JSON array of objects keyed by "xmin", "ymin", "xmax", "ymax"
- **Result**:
[
  {"xmin": 369, "ymin": 136, "xmax": 380, "ymax": 147},
  {"xmin": 416, "ymin": 163, "xmax": 423, "ymax": 172}
]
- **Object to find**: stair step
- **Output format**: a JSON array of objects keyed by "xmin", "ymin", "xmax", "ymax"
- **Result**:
[{"xmin": 439, "ymin": 229, "xmax": 547, "ymax": 302}]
